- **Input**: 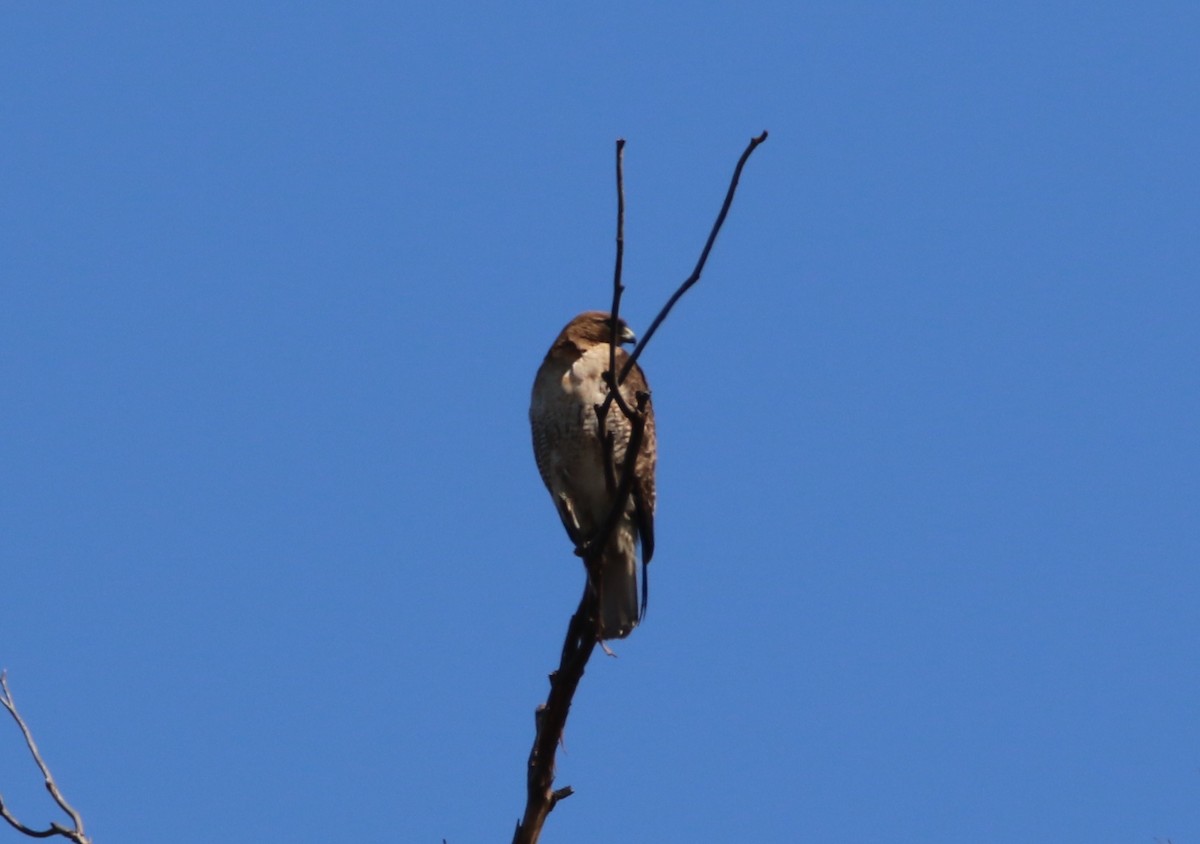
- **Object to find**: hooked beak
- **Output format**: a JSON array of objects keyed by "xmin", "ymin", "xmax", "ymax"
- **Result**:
[{"xmin": 619, "ymin": 324, "xmax": 637, "ymax": 345}]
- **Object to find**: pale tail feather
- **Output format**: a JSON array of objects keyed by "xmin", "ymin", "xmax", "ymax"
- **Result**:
[{"xmin": 597, "ymin": 525, "xmax": 640, "ymax": 639}]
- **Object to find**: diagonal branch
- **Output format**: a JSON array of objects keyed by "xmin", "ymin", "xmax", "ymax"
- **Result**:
[
  {"xmin": 0, "ymin": 673, "xmax": 91, "ymax": 844},
  {"xmin": 512, "ymin": 587, "xmax": 598, "ymax": 844},
  {"xmin": 619, "ymin": 130, "xmax": 767, "ymax": 382}
]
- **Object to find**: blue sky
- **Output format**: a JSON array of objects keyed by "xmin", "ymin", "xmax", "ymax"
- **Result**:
[{"xmin": 2, "ymin": 3, "xmax": 1197, "ymax": 842}]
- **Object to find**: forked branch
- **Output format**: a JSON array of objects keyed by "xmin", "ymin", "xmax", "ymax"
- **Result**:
[
  {"xmin": 619, "ymin": 130, "xmax": 768, "ymax": 382},
  {"xmin": 0, "ymin": 674, "xmax": 91, "ymax": 844},
  {"xmin": 513, "ymin": 131, "xmax": 766, "ymax": 844}
]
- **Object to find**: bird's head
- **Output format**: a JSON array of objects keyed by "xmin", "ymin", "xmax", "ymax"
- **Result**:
[{"xmin": 562, "ymin": 311, "xmax": 637, "ymax": 347}]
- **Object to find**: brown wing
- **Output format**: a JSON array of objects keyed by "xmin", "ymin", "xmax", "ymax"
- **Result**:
[{"xmin": 615, "ymin": 349, "xmax": 656, "ymax": 565}]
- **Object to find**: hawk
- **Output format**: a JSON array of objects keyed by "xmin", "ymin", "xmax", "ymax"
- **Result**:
[{"xmin": 529, "ymin": 311, "xmax": 657, "ymax": 639}]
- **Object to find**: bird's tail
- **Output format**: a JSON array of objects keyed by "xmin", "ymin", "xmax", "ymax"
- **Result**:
[{"xmin": 596, "ymin": 522, "xmax": 640, "ymax": 639}]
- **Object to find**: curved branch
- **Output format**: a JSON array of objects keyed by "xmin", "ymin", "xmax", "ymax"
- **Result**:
[
  {"xmin": 0, "ymin": 674, "xmax": 91, "ymax": 844},
  {"xmin": 619, "ymin": 130, "xmax": 768, "ymax": 382}
]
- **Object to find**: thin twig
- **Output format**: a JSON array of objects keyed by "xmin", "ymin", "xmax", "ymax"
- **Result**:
[
  {"xmin": 594, "ymin": 130, "xmax": 768, "ymax": 431},
  {"xmin": 609, "ymin": 137, "xmax": 626, "ymax": 376},
  {"xmin": 0, "ymin": 674, "xmax": 90, "ymax": 844},
  {"xmin": 599, "ymin": 138, "xmax": 627, "ymax": 497},
  {"xmin": 618, "ymin": 130, "xmax": 768, "ymax": 382}
]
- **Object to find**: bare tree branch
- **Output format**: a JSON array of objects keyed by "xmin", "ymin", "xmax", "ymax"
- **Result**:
[
  {"xmin": 618, "ymin": 130, "xmax": 768, "ymax": 383},
  {"xmin": 0, "ymin": 674, "xmax": 91, "ymax": 844},
  {"xmin": 513, "ymin": 131, "xmax": 767, "ymax": 844},
  {"xmin": 598, "ymin": 138, "xmax": 627, "ymax": 498},
  {"xmin": 512, "ymin": 589, "xmax": 597, "ymax": 844},
  {"xmin": 607, "ymin": 137, "xmax": 627, "ymax": 389}
]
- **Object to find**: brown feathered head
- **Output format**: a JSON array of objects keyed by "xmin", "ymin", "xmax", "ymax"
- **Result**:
[{"xmin": 557, "ymin": 311, "xmax": 637, "ymax": 348}]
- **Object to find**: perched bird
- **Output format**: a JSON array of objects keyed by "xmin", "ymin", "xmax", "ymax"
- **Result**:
[{"xmin": 529, "ymin": 311, "xmax": 657, "ymax": 639}]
